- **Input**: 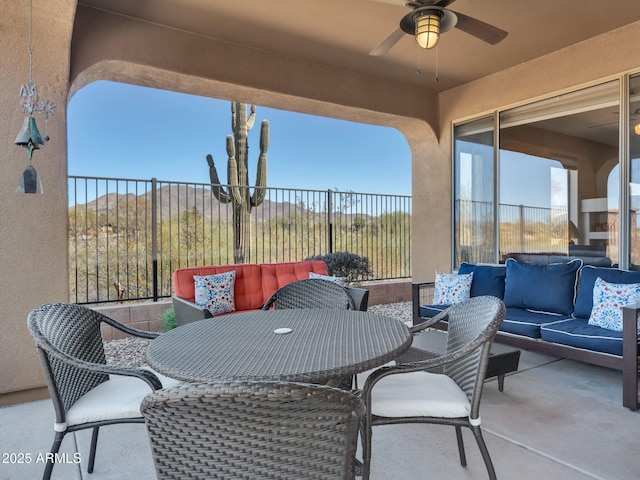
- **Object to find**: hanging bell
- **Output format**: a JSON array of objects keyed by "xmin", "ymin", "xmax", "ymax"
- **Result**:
[
  {"xmin": 16, "ymin": 164, "xmax": 43, "ymax": 194},
  {"xmin": 15, "ymin": 116, "xmax": 46, "ymax": 159}
]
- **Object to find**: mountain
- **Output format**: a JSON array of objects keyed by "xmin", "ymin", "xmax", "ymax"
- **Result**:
[{"xmin": 73, "ymin": 184, "xmax": 357, "ymax": 223}]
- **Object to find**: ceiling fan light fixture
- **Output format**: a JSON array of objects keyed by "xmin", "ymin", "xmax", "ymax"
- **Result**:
[
  {"xmin": 415, "ymin": 12, "xmax": 440, "ymax": 49},
  {"xmin": 635, "ymin": 122, "xmax": 640, "ymax": 136}
]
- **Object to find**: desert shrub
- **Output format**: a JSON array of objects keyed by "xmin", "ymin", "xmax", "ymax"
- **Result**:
[
  {"xmin": 306, "ymin": 252, "xmax": 372, "ymax": 285},
  {"xmin": 160, "ymin": 306, "xmax": 177, "ymax": 331}
]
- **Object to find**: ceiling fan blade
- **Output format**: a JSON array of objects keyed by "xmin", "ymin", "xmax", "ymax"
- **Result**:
[
  {"xmin": 370, "ymin": 28, "xmax": 405, "ymax": 56},
  {"xmin": 405, "ymin": 0, "xmax": 457, "ymax": 7},
  {"xmin": 371, "ymin": 0, "xmax": 409, "ymax": 6},
  {"xmin": 373, "ymin": 0, "xmax": 457, "ymax": 8},
  {"xmin": 452, "ymin": 11, "xmax": 508, "ymax": 45}
]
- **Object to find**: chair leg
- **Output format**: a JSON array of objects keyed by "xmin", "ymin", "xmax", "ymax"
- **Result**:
[
  {"xmin": 471, "ymin": 426, "xmax": 497, "ymax": 480},
  {"xmin": 43, "ymin": 431, "xmax": 65, "ymax": 480},
  {"xmin": 455, "ymin": 426, "xmax": 467, "ymax": 467},
  {"xmin": 88, "ymin": 426, "xmax": 100, "ymax": 473},
  {"xmin": 361, "ymin": 458, "xmax": 371, "ymax": 480},
  {"xmin": 360, "ymin": 418, "xmax": 372, "ymax": 480}
]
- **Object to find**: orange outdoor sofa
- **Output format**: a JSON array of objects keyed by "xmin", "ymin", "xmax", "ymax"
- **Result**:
[{"xmin": 172, "ymin": 260, "xmax": 369, "ymax": 325}]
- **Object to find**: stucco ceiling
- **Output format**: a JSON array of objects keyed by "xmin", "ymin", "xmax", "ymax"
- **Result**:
[{"xmin": 78, "ymin": 0, "xmax": 640, "ymax": 93}]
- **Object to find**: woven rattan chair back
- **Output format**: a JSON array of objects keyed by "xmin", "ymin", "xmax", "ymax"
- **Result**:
[
  {"xmin": 28, "ymin": 303, "xmax": 109, "ymax": 413},
  {"xmin": 262, "ymin": 278, "xmax": 356, "ymax": 310},
  {"xmin": 443, "ymin": 296, "xmax": 505, "ymax": 415},
  {"xmin": 27, "ymin": 302, "xmax": 163, "ymax": 480},
  {"xmin": 141, "ymin": 380, "xmax": 365, "ymax": 480}
]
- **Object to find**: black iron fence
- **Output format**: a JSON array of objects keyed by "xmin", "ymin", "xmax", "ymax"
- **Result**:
[
  {"xmin": 68, "ymin": 176, "xmax": 412, "ymax": 304},
  {"xmin": 456, "ymin": 199, "xmax": 573, "ymax": 264}
]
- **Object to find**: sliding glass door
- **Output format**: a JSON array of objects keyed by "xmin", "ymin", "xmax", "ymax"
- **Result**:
[
  {"xmin": 454, "ymin": 79, "xmax": 624, "ymax": 267},
  {"xmin": 628, "ymin": 74, "xmax": 640, "ymax": 268},
  {"xmin": 498, "ymin": 81, "xmax": 619, "ymax": 264}
]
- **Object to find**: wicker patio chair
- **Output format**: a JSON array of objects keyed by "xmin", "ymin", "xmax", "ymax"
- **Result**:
[
  {"xmin": 262, "ymin": 278, "xmax": 358, "ymax": 388},
  {"xmin": 262, "ymin": 278, "xmax": 356, "ymax": 310},
  {"xmin": 141, "ymin": 380, "xmax": 365, "ymax": 480},
  {"xmin": 360, "ymin": 296, "xmax": 506, "ymax": 480},
  {"xmin": 27, "ymin": 302, "xmax": 178, "ymax": 480}
]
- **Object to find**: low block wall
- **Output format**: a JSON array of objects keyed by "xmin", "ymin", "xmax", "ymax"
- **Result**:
[
  {"xmin": 95, "ymin": 280, "xmax": 412, "ymax": 341},
  {"xmin": 95, "ymin": 301, "xmax": 170, "ymax": 340},
  {"xmin": 363, "ymin": 279, "xmax": 412, "ymax": 307}
]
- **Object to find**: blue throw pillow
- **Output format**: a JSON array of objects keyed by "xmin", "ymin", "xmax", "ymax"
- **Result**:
[
  {"xmin": 503, "ymin": 259, "xmax": 582, "ymax": 315},
  {"xmin": 457, "ymin": 263, "xmax": 506, "ymax": 299},
  {"xmin": 573, "ymin": 266, "xmax": 640, "ymax": 319}
]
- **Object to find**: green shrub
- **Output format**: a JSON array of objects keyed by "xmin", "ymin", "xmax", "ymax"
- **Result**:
[
  {"xmin": 306, "ymin": 252, "xmax": 372, "ymax": 285},
  {"xmin": 160, "ymin": 306, "xmax": 177, "ymax": 331}
]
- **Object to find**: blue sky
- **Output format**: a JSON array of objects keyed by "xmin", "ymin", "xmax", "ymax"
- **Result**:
[{"xmin": 67, "ymin": 81, "xmax": 411, "ymax": 195}]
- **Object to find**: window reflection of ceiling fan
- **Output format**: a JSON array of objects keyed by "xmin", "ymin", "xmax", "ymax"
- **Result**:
[
  {"xmin": 370, "ymin": 0, "xmax": 508, "ymax": 56},
  {"xmin": 589, "ymin": 109, "xmax": 640, "ymax": 134},
  {"xmin": 632, "ymin": 109, "xmax": 640, "ymax": 135}
]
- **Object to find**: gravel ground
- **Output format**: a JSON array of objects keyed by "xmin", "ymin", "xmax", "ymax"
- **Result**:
[
  {"xmin": 104, "ymin": 301, "xmax": 413, "ymax": 367},
  {"xmin": 368, "ymin": 301, "xmax": 412, "ymax": 324},
  {"xmin": 104, "ymin": 337, "xmax": 152, "ymax": 367}
]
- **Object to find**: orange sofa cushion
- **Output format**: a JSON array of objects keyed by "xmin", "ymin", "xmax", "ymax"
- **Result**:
[
  {"xmin": 260, "ymin": 260, "xmax": 329, "ymax": 304},
  {"xmin": 172, "ymin": 264, "xmax": 264, "ymax": 311},
  {"xmin": 172, "ymin": 260, "xmax": 330, "ymax": 312}
]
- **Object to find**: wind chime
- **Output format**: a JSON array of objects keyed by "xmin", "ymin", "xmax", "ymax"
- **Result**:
[{"xmin": 15, "ymin": 0, "xmax": 55, "ymax": 194}]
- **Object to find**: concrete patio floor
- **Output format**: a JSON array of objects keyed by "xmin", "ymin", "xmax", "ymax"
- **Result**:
[{"xmin": 1, "ymin": 348, "xmax": 639, "ymax": 480}]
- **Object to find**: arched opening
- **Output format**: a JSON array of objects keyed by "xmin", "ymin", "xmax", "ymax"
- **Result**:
[{"xmin": 66, "ymin": 75, "xmax": 433, "ymax": 304}]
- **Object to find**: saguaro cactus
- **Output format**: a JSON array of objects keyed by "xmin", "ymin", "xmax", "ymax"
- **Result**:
[{"xmin": 207, "ymin": 102, "xmax": 269, "ymax": 263}]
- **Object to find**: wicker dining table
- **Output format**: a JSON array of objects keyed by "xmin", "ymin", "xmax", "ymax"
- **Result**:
[{"xmin": 146, "ymin": 308, "xmax": 412, "ymax": 384}]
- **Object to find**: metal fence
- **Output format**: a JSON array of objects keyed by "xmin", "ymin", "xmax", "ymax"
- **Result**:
[
  {"xmin": 456, "ymin": 199, "xmax": 572, "ymax": 264},
  {"xmin": 68, "ymin": 176, "xmax": 412, "ymax": 304},
  {"xmin": 499, "ymin": 203, "xmax": 570, "ymax": 254}
]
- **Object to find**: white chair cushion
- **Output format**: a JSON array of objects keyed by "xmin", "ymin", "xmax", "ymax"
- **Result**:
[
  {"xmin": 371, "ymin": 371, "xmax": 470, "ymax": 418},
  {"xmin": 66, "ymin": 368, "xmax": 179, "ymax": 427},
  {"xmin": 147, "ymin": 367, "xmax": 181, "ymax": 389}
]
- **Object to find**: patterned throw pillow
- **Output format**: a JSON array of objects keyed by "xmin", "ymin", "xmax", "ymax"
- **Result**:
[
  {"xmin": 588, "ymin": 277, "xmax": 640, "ymax": 331},
  {"xmin": 194, "ymin": 271, "xmax": 236, "ymax": 316},
  {"xmin": 432, "ymin": 272, "xmax": 473, "ymax": 306},
  {"xmin": 309, "ymin": 272, "xmax": 346, "ymax": 285}
]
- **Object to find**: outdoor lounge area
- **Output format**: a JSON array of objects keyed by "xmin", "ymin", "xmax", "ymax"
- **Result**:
[
  {"xmin": 2, "ymin": 346, "xmax": 639, "ymax": 479},
  {"xmin": 4, "ymin": 2, "xmax": 640, "ymax": 479}
]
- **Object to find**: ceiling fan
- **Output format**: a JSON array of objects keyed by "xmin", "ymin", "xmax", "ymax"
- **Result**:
[{"xmin": 370, "ymin": 0, "xmax": 508, "ymax": 56}]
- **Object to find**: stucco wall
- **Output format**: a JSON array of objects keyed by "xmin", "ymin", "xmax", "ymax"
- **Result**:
[{"xmin": 0, "ymin": 0, "xmax": 76, "ymax": 405}]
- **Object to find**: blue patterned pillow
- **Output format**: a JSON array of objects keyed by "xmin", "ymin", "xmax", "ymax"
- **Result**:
[
  {"xmin": 433, "ymin": 272, "xmax": 473, "ymax": 305},
  {"xmin": 194, "ymin": 271, "xmax": 236, "ymax": 316},
  {"xmin": 588, "ymin": 277, "xmax": 640, "ymax": 331},
  {"xmin": 573, "ymin": 266, "xmax": 640, "ymax": 318}
]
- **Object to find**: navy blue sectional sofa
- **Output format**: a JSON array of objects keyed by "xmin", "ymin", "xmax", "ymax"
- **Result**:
[{"xmin": 412, "ymin": 259, "xmax": 640, "ymax": 410}]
